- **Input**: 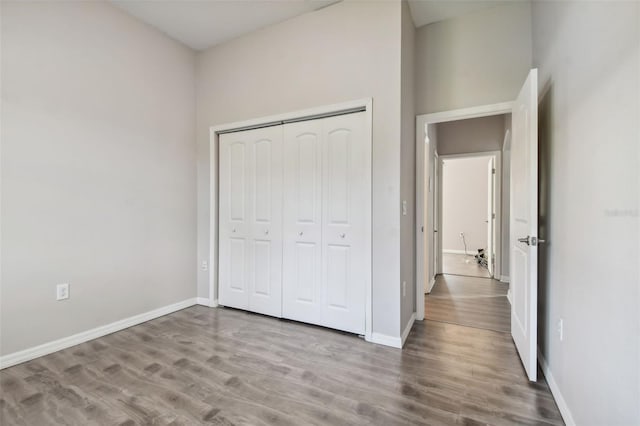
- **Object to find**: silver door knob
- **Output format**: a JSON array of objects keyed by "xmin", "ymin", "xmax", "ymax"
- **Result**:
[
  {"xmin": 340, "ymin": 233, "xmax": 346, "ymax": 239},
  {"xmin": 298, "ymin": 231, "xmax": 303, "ymax": 236},
  {"xmin": 517, "ymin": 236, "xmax": 530, "ymax": 245},
  {"xmin": 232, "ymin": 228, "xmax": 236, "ymax": 233},
  {"xmin": 264, "ymin": 229, "xmax": 269, "ymax": 235}
]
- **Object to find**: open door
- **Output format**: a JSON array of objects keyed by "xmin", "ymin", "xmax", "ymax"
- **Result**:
[
  {"xmin": 510, "ymin": 69, "xmax": 539, "ymax": 381},
  {"xmin": 487, "ymin": 157, "xmax": 495, "ymax": 277}
]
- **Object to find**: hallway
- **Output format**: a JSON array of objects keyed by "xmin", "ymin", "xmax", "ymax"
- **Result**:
[
  {"xmin": 425, "ymin": 274, "xmax": 510, "ymax": 333},
  {"xmin": 442, "ymin": 253, "xmax": 491, "ymax": 279}
]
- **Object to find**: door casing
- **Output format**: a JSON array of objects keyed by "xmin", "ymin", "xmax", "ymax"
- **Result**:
[{"xmin": 415, "ymin": 102, "xmax": 512, "ymax": 321}]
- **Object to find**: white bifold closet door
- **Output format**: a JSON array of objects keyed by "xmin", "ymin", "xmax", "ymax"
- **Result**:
[
  {"xmin": 282, "ymin": 112, "xmax": 367, "ymax": 335},
  {"xmin": 218, "ymin": 126, "xmax": 283, "ymax": 317}
]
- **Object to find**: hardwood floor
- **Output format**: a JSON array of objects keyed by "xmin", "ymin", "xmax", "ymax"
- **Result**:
[
  {"xmin": 442, "ymin": 253, "xmax": 491, "ymax": 278},
  {"xmin": 426, "ymin": 274, "xmax": 511, "ymax": 333},
  {"xmin": 1, "ymin": 305, "xmax": 562, "ymax": 425}
]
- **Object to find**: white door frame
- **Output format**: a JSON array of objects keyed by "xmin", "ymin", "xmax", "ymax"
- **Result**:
[
  {"xmin": 209, "ymin": 98, "xmax": 373, "ymax": 341},
  {"xmin": 438, "ymin": 150, "xmax": 502, "ymax": 276},
  {"xmin": 415, "ymin": 102, "xmax": 512, "ymax": 321}
]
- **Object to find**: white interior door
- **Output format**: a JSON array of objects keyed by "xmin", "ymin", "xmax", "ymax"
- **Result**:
[
  {"xmin": 510, "ymin": 68, "xmax": 539, "ymax": 381},
  {"xmin": 487, "ymin": 157, "xmax": 495, "ymax": 277},
  {"xmin": 282, "ymin": 120, "xmax": 323, "ymax": 325},
  {"xmin": 320, "ymin": 112, "xmax": 367, "ymax": 334},
  {"xmin": 219, "ymin": 126, "xmax": 283, "ymax": 317}
]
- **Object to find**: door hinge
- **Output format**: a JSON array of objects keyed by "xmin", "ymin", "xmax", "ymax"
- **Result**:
[
  {"xmin": 492, "ymin": 168, "xmax": 496, "ymax": 174},
  {"xmin": 492, "ymin": 213, "xmax": 496, "ymax": 219}
]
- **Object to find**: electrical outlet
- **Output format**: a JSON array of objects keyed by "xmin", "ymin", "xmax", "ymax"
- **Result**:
[
  {"xmin": 402, "ymin": 281, "xmax": 406, "ymax": 297},
  {"xmin": 557, "ymin": 318, "xmax": 564, "ymax": 341},
  {"xmin": 201, "ymin": 260, "xmax": 208, "ymax": 271},
  {"xmin": 56, "ymin": 283, "xmax": 69, "ymax": 301}
]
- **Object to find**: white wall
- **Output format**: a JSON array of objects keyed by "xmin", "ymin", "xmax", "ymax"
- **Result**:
[
  {"xmin": 400, "ymin": 0, "xmax": 416, "ymax": 333},
  {"xmin": 196, "ymin": 1, "xmax": 403, "ymax": 338},
  {"xmin": 0, "ymin": 2, "xmax": 197, "ymax": 356},
  {"xmin": 441, "ymin": 157, "xmax": 489, "ymax": 253},
  {"xmin": 415, "ymin": 1, "xmax": 532, "ymax": 114},
  {"xmin": 533, "ymin": 1, "xmax": 639, "ymax": 424},
  {"xmin": 436, "ymin": 114, "xmax": 506, "ymax": 156}
]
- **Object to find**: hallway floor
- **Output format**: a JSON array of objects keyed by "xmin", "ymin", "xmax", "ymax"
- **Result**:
[
  {"xmin": 442, "ymin": 253, "xmax": 491, "ymax": 278},
  {"xmin": 425, "ymin": 274, "xmax": 510, "ymax": 333}
]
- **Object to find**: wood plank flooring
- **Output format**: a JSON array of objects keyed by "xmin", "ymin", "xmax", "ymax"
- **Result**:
[
  {"xmin": 1, "ymin": 305, "xmax": 562, "ymax": 425},
  {"xmin": 442, "ymin": 253, "xmax": 491, "ymax": 278},
  {"xmin": 426, "ymin": 274, "xmax": 511, "ymax": 333}
]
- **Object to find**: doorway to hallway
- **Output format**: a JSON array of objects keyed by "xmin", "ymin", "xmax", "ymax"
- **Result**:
[{"xmin": 440, "ymin": 154, "xmax": 496, "ymax": 279}]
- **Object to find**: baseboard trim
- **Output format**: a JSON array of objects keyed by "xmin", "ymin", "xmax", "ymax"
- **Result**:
[
  {"xmin": 507, "ymin": 289, "xmax": 512, "ymax": 305},
  {"xmin": 369, "ymin": 332, "xmax": 402, "ymax": 348},
  {"xmin": 427, "ymin": 277, "xmax": 436, "ymax": 293},
  {"xmin": 538, "ymin": 348, "xmax": 576, "ymax": 426},
  {"xmin": 442, "ymin": 249, "xmax": 469, "ymax": 255},
  {"xmin": 210, "ymin": 298, "xmax": 219, "ymax": 307},
  {"xmin": 401, "ymin": 312, "xmax": 416, "ymax": 347},
  {"xmin": 0, "ymin": 298, "xmax": 197, "ymax": 370},
  {"xmin": 500, "ymin": 275, "xmax": 510, "ymax": 283},
  {"xmin": 196, "ymin": 297, "xmax": 210, "ymax": 306}
]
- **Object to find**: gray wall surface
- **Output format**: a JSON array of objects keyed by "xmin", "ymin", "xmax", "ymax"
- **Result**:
[
  {"xmin": 1, "ymin": 2, "xmax": 197, "ymax": 355},
  {"xmin": 436, "ymin": 115, "xmax": 506, "ymax": 156},
  {"xmin": 533, "ymin": 1, "xmax": 640, "ymax": 424},
  {"xmin": 415, "ymin": 2, "xmax": 532, "ymax": 114},
  {"xmin": 196, "ymin": 1, "xmax": 404, "ymax": 339}
]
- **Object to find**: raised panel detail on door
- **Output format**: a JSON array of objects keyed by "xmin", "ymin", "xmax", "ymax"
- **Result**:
[
  {"xmin": 219, "ymin": 126, "xmax": 283, "ymax": 317},
  {"xmin": 253, "ymin": 240, "xmax": 271, "ymax": 296},
  {"xmin": 229, "ymin": 238, "xmax": 246, "ymax": 291},
  {"xmin": 327, "ymin": 131, "xmax": 350, "ymax": 224},
  {"xmin": 283, "ymin": 121, "xmax": 323, "ymax": 326},
  {"xmin": 294, "ymin": 242, "xmax": 317, "ymax": 303},
  {"xmin": 229, "ymin": 143, "xmax": 246, "ymax": 221},
  {"xmin": 254, "ymin": 139, "xmax": 272, "ymax": 223},
  {"xmin": 321, "ymin": 112, "xmax": 367, "ymax": 335},
  {"xmin": 326, "ymin": 245, "xmax": 349, "ymax": 309}
]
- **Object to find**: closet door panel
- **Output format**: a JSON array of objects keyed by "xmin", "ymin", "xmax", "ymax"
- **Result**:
[
  {"xmin": 219, "ymin": 135, "xmax": 250, "ymax": 310},
  {"xmin": 282, "ymin": 121, "xmax": 323, "ymax": 325},
  {"xmin": 219, "ymin": 126, "xmax": 283, "ymax": 316},
  {"xmin": 247, "ymin": 126, "xmax": 283, "ymax": 317},
  {"xmin": 321, "ymin": 112, "xmax": 367, "ymax": 334}
]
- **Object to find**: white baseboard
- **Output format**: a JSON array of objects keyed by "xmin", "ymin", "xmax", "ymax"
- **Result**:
[
  {"xmin": 500, "ymin": 275, "xmax": 510, "ymax": 283},
  {"xmin": 369, "ymin": 332, "xmax": 402, "ymax": 348},
  {"xmin": 369, "ymin": 313, "xmax": 416, "ymax": 349},
  {"xmin": 196, "ymin": 297, "xmax": 210, "ymax": 306},
  {"xmin": 442, "ymin": 249, "xmax": 469, "ymax": 255},
  {"xmin": 0, "ymin": 298, "xmax": 197, "ymax": 370},
  {"xmin": 210, "ymin": 298, "xmax": 219, "ymax": 307},
  {"xmin": 401, "ymin": 312, "xmax": 416, "ymax": 347},
  {"xmin": 507, "ymin": 289, "xmax": 512, "ymax": 305},
  {"xmin": 538, "ymin": 348, "xmax": 576, "ymax": 426},
  {"xmin": 426, "ymin": 277, "xmax": 436, "ymax": 293}
]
